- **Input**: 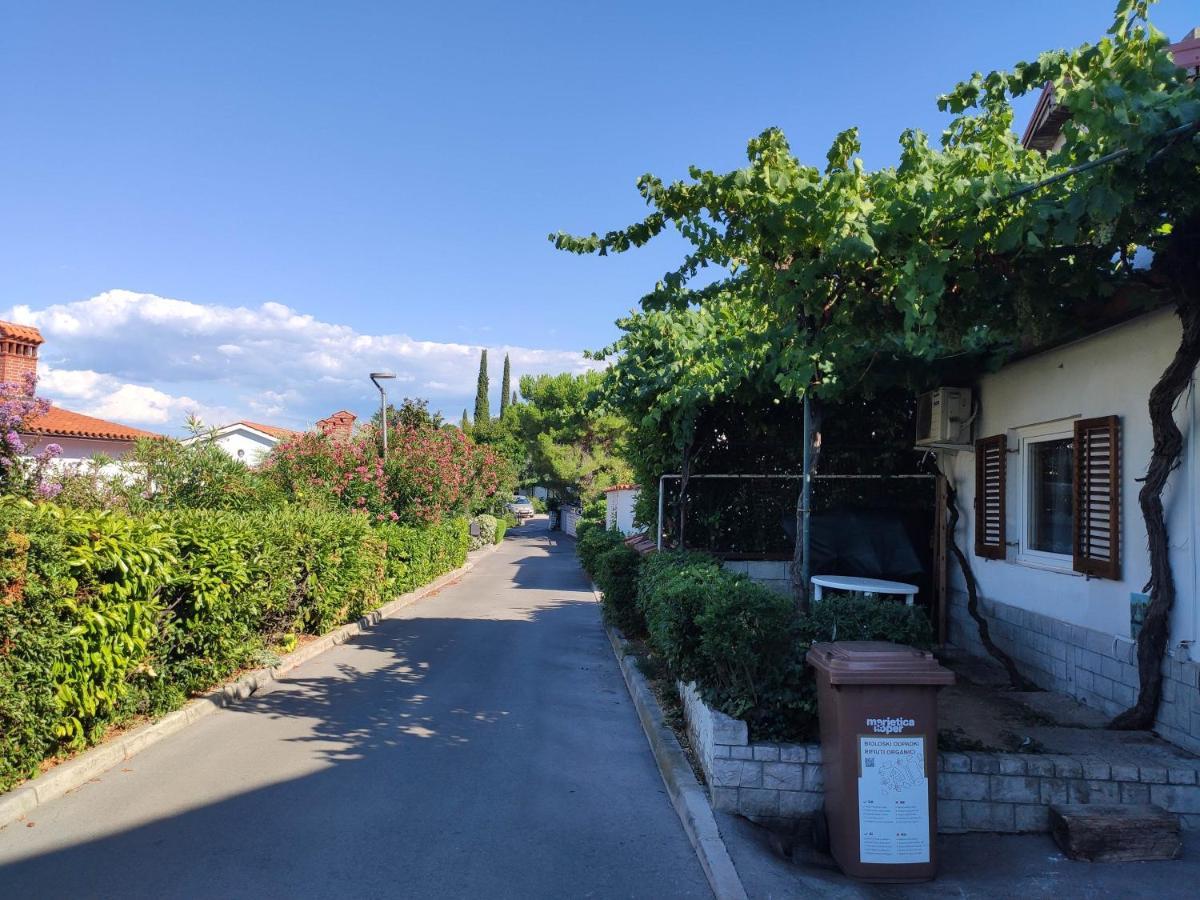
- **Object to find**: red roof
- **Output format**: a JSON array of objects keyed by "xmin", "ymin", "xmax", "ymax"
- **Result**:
[
  {"xmin": 603, "ymin": 483, "xmax": 641, "ymax": 493},
  {"xmin": 238, "ymin": 420, "xmax": 302, "ymax": 440},
  {"xmin": 0, "ymin": 322, "xmax": 44, "ymax": 345},
  {"xmin": 25, "ymin": 405, "xmax": 161, "ymax": 442}
]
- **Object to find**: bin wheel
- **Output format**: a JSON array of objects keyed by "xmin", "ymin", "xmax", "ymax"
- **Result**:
[{"xmin": 811, "ymin": 803, "xmax": 830, "ymax": 854}]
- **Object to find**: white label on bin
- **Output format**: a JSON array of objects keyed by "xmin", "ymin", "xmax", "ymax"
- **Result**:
[{"xmin": 857, "ymin": 735, "xmax": 929, "ymax": 864}]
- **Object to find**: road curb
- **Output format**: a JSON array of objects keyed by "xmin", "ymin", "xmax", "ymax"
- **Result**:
[
  {"xmin": 595, "ymin": 585, "xmax": 748, "ymax": 900},
  {"xmin": 0, "ymin": 541, "xmax": 502, "ymax": 830}
]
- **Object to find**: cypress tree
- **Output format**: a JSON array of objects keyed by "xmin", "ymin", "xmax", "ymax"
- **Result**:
[
  {"xmin": 461, "ymin": 408, "xmax": 470, "ymax": 432},
  {"xmin": 499, "ymin": 353, "xmax": 512, "ymax": 417},
  {"xmin": 511, "ymin": 389, "xmax": 518, "ymax": 408},
  {"xmin": 474, "ymin": 349, "xmax": 490, "ymax": 423}
]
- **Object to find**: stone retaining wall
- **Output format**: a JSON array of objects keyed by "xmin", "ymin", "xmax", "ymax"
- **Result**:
[
  {"xmin": 679, "ymin": 680, "xmax": 1200, "ymax": 832},
  {"xmin": 947, "ymin": 589, "xmax": 1200, "ymax": 756}
]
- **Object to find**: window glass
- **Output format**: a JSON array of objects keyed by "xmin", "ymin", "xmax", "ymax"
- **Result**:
[{"xmin": 1029, "ymin": 437, "xmax": 1073, "ymax": 555}]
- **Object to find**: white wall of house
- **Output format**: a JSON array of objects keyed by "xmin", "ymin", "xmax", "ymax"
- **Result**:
[
  {"xmin": 946, "ymin": 308, "xmax": 1196, "ymax": 652},
  {"xmin": 188, "ymin": 427, "xmax": 278, "ymax": 464},
  {"xmin": 23, "ymin": 435, "xmax": 137, "ymax": 468},
  {"xmin": 605, "ymin": 487, "xmax": 640, "ymax": 535},
  {"xmin": 944, "ymin": 308, "xmax": 1200, "ymax": 751}
]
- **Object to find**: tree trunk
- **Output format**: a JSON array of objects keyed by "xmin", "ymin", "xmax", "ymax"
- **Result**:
[
  {"xmin": 1111, "ymin": 296, "xmax": 1200, "ymax": 729},
  {"xmin": 677, "ymin": 438, "xmax": 693, "ymax": 550},
  {"xmin": 942, "ymin": 470, "xmax": 1037, "ymax": 690},
  {"xmin": 791, "ymin": 398, "xmax": 822, "ymax": 612}
]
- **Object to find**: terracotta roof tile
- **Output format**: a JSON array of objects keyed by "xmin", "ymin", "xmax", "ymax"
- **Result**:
[
  {"xmin": 602, "ymin": 483, "xmax": 641, "ymax": 493},
  {"xmin": 25, "ymin": 405, "xmax": 161, "ymax": 442},
  {"xmin": 0, "ymin": 321, "xmax": 44, "ymax": 345},
  {"xmin": 238, "ymin": 420, "xmax": 302, "ymax": 440}
]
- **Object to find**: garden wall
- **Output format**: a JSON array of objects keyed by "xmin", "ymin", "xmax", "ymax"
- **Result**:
[{"xmin": 679, "ymin": 680, "xmax": 1200, "ymax": 833}]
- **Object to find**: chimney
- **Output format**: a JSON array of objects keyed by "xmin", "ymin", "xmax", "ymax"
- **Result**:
[
  {"xmin": 316, "ymin": 409, "xmax": 357, "ymax": 441},
  {"xmin": 0, "ymin": 321, "xmax": 44, "ymax": 394}
]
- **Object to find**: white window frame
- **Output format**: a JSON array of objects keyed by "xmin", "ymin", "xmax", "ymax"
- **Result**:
[{"xmin": 1014, "ymin": 418, "xmax": 1078, "ymax": 573}]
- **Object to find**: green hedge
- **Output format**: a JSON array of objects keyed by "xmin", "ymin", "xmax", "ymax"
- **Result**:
[
  {"xmin": 0, "ymin": 500, "xmax": 467, "ymax": 792},
  {"xmin": 631, "ymin": 551, "xmax": 933, "ymax": 741},
  {"xmin": 575, "ymin": 522, "xmax": 625, "ymax": 576}
]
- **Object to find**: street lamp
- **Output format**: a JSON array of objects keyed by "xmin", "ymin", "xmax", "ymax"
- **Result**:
[{"xmin": 370, "ymin": 371, "xmax": 397, "ymax": 455}]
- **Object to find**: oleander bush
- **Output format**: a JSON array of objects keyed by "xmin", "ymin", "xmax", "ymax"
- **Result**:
[
  {"xmin": 0, "ymin": 499, "xmax": 467, "ymax": 793},
  {"xmin": 627, "ymin": 551, "xmax": 932, "ymax": 740}
]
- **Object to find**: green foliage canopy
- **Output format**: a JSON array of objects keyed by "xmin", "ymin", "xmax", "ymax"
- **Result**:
[{"xmin": 553, "ymin": 1, "xmax": 1200, "ymax": 452}]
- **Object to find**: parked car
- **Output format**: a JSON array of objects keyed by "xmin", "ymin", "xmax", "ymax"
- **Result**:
[{"xmin": 506, "ymin": 495, "xmax": 535, "ymax": 521}]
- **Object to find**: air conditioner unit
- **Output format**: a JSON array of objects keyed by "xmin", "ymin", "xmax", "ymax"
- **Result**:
[{"xmin": 915, "ymin": 387, "xmax": 972, "ymax": 446}]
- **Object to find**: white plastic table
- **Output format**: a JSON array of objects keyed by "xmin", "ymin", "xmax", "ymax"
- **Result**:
[{"xmin": 810, "ymin": 574, "xmax": 919, "ymax": 606}]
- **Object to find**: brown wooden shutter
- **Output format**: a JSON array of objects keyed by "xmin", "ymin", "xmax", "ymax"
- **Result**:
[
  {"xmin": 974, "ymin": 434, "xmax": 1007, "ymax": 559},
  {"xmin": 1073, "ymin": 415, "xmax": 1120, "ymax": 579}
]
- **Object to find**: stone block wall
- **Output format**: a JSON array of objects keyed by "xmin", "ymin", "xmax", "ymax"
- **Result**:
[
  {"xmin": 679, "ymin": 680, "xmax": 1200, "ymax": 832},
  {"xmin": 947, "ymin": 589, "xmax": 1200, "ymax": 755},
  {"xmin": 679, "ymin": 680, "xmax": 823, "ymax": 823},
  {"xmin": 721, "ymin": 560, "xmax": 792, "ymax": 597}
]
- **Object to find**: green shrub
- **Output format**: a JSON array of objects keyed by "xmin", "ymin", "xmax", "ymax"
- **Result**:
[
  {"xmin": 636, "ymin": 551, "xmax": 725, "ymax": 681},
  {"xmin": 494, "ymin": 518, "xmax": 508, "ymax": 543},
  {"xmin": 798, "ymin": 591, "xmax": 934, "ymax": 648},
  {"xmin": 378, "ymin": 517, "xmax": 468, "ymax": 596},
  {"xmin": 696, "ymin": 580, "xmax": 805, "ymax": 733},
  {"xmin": 0, "ymin": 499, "xmax": 466, "ymax": 793},
  {"xmin": 575, "ymin": 523, "xmax": 625, "ymax": 577},
  {"xmin": 468, "ymin": 514, "xmax": 498, "ymax": 551},
  {"xmin": 628, "ymin": 551, "xmax": 933, "ymax": 742},
  {"xmin": 593, "ymin": 544, "xmax": 642, "ymax": 634}
]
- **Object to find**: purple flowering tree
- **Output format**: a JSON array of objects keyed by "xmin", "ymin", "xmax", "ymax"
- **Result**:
[{"xmin": 0, "ymin": 373, "xmax": 62, "ymax": 499}]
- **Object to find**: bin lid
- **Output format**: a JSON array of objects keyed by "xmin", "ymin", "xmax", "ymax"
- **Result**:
[{"xmin": 806, "ymin": 641, "xmax": 955, "ymax": 686}]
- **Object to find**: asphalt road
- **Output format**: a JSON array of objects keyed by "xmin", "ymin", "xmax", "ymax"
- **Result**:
[{"xmin": 0, "ymin": 518, "xmax": 710, "ymax": 899}]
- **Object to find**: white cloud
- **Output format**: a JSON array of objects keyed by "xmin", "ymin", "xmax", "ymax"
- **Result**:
[{"xmin": 4, "ymin": 289, "xmax": 598, "ymax": 435}]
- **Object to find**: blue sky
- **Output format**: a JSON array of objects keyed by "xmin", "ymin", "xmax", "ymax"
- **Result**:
[{"xmin": 1, "ymin": 1, "xmax": 1195, "ymax": 431}]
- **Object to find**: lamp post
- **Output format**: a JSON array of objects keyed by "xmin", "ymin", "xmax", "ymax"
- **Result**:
[{"xmin": 370, "ymin": 371, "xmax": 397, "ymax": 455}]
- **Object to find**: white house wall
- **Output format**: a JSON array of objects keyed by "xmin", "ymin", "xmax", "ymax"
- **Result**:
[
  {"xmin": 945, "ymin": 308, "xmax": 1200, "ymax": 750},
  {"xmin": 947, "ymin": 309, "xmax": 1195, "ymax": 644},
  {"xmin": 605, "ymin": 488, "xmax": 639, "ymax": 535},
  {"xmin": 26, "ymin": 436, "xmax": 137, "ymax": 467},
  {"xmin": 212, "ymin": 430, "xmax": 277, "ymax": 464}
]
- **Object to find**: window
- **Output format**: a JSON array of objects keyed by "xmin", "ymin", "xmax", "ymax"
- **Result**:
[
  {"xmin": 1028, "ymin": 435, "xmax": 1073, "ymax": 556},
  {"xmin": 1015, "ymin": 423, "xmax": 1076, "ymax": 568},
  {"xmin": 983, "ymin": 416, "xmax": 1122, "ymax": 579}
]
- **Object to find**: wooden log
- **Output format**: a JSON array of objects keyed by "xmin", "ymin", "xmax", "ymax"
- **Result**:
[{"xmin": 1049, "ymin": 804, "xmax": 1181, "ymax": 863}]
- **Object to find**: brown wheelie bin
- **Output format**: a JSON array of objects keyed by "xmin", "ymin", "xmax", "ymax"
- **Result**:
[{"xmin": 807, "ymin": 641, "xmax": 954, "ymax": 883}]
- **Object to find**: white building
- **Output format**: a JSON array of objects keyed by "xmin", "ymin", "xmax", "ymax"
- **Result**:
[
  {"xmin": 184, "ymin": 420, "xmax": 300, "ymax": 464},
  {"xmin": 944, "ymin": 305, "xmax": 1199, "ymax": 754},
  {"xmin": 604, "ymin": 483, "xmax": 640, "ymax": 535}
]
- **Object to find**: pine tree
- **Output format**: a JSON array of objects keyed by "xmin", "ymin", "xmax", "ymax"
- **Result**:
[
  {"xmin": 499, "ymin": 353, "xmax": 512, "ymax": 417},
  {"xmin": 474, "ymin": 349, "xmax": 490, "ymax": 424},
  {"xmin": 461, "ymin": 408, "xmax": 470, "ymax": 432}
]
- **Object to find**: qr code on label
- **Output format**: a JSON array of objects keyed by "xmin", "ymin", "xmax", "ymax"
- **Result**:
[{"xmin": 864, "ymin": 757, "xmax": 875, "ymax": 768}]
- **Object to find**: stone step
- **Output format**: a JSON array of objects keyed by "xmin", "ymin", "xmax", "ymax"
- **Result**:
[{"xmin": 1049, "ymin": 803, "xmax": 1181, "ymax": 862}]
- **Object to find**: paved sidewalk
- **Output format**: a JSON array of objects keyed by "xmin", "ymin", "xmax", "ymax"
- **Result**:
[
  {"xmin": 0, "ymin": 519, "xmax": 710, "ymax": 899},
  {"xmin": 716, "ymin": 810, "xmax": 1200, "ymax": 899}
]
